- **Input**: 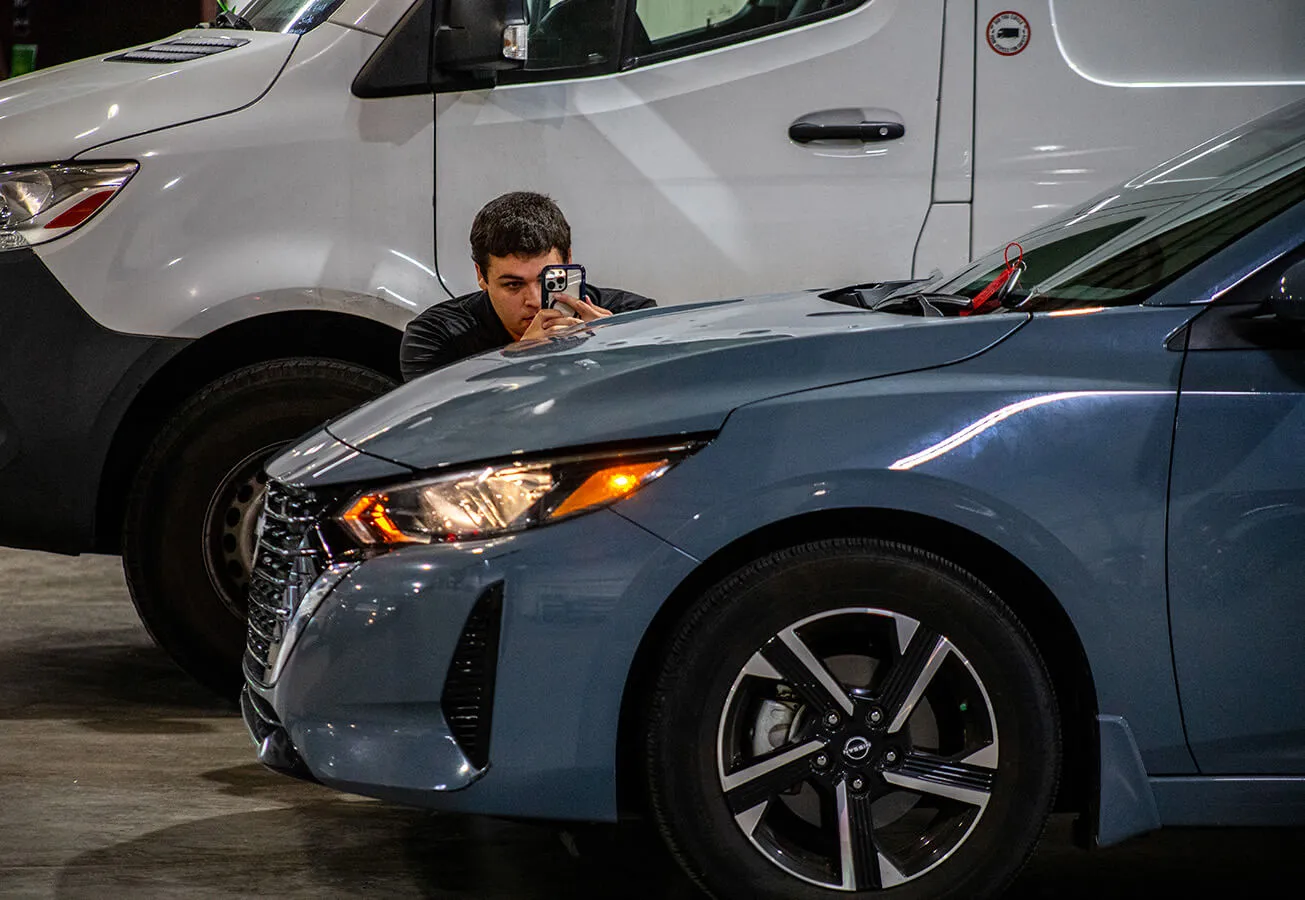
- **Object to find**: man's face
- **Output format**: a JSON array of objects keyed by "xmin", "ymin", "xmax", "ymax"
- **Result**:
[{"xmin": 477, "ymin": 248, "xmax": 568, "ymax": 340}]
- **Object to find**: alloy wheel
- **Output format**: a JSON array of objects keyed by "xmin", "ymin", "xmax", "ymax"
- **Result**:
[{"xmin": 716, "ymin": 607, "xmax": 999, "ymax": 891}]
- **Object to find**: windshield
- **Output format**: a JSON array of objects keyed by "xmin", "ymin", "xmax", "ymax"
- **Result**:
[
  {"xmin": 906, "ymin": 100, "xmax": 1305, "ymax": 313},
  {"xmin": 234, "ymin": 0, "xmax": 347, "ymax": 34}
]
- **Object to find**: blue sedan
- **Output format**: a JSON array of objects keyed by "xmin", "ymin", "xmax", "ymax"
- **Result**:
[{"xmin": 243, "ymin": 101, "xmax": 1305, "ymax": 899}]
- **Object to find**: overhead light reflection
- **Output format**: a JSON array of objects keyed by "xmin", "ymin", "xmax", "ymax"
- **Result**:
[
  {"xmin": 389, "ymin": 249, "xmax": 438, "ymax": 278},
  {"xmin": 1061, "ymin": 194, "xmax": 1119, "ymax": 228},
  {"xmin": 890, "ymin": 390, "xmax": 1167, "ymax": 471},
  {"xmin": 1047, "ymin": 306, "xmax": 1106, "ymax": 317}
]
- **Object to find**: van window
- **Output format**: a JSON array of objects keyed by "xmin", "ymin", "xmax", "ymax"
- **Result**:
[
  {"xmin": 632, "ymin": 0, "xmax": 862, "ymax": 59},
  {"xmin": 525, "ymin": 0, "xmax": 621, "ymax": 69}
]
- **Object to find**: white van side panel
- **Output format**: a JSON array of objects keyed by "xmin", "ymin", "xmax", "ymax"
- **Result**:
[
  {"xmin": 1050, "ymin": 0, "xmax": 1305, "ymax": 88},
  {"xmin": 972, "ymin": 1, "xmax": 1305, "ymax": 260},
  {"xmin": 434, "ymin": 0, "xmax": 945, "ymax": 303},
  {"xmin": 913, "ymin": 202, "xmax": 969, "ymax": 278},
  {"xmin": 36, "ymin": 23, "xmax": 438, "ymax": 338},
  {"xmin": 932, "ymin": 0, "xmax": 975, "ymax": 204}
]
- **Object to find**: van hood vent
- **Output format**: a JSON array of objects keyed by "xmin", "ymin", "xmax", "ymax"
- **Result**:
[{"xmin": 109, "ymin": 35, "xmax": 250, "ymax": 64}]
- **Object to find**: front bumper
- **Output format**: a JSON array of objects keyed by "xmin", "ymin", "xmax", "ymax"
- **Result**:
[
  {"xmin": 240, "ymin": 684, "xmax": 318, "ymax": 785},
  {"xmin": 244, "ymin": 506, "xmax": 699, "ymax": 821},
  {"xmin": 0, "ymin": 248, "xmax": 186, "ymax": 552}
]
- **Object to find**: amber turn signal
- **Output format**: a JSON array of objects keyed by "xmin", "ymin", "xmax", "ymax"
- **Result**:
[
  {"xmin": 548, "ymin": 460, "xmax": 669, "ymax": 520},
  {"xmin": 341, "ymin": 494, "xmax": 423, "ymax": 545}
]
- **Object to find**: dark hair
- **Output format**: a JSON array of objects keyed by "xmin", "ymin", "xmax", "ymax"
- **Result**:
[{"xmin": 470, "ymin": 192, "xmax": 571, "ymax": 273}]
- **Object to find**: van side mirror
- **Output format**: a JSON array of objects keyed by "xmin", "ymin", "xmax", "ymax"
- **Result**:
[
  {"xmin": 1270, "ymin": 260, "xmax": 1305, "ymax": 325},
  {"xmin": 435, "ymin": 0, "xmax": 529, "ymax": 73}
]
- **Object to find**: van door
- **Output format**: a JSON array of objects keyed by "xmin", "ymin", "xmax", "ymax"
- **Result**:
[
  {"xmin": 433, "ymin": 0, "xmax": 944, "ymax": 303},
  {"xmin": 972, "ymin": 0, "xmax": 1305, "ymax": 260}
]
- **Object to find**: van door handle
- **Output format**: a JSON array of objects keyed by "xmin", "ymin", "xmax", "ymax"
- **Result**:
[{"xmin": 788, "ymin": 121, "xmax": 906, "ymax": 144}]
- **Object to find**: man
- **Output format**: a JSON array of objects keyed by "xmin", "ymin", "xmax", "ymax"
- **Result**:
[{"xmin": 400, "ymin": 192, "xmax": 655, "ymax": 381}]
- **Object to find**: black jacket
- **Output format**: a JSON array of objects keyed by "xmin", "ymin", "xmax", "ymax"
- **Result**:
[{"xmin": 399, "ymin": 285, "xmax": 655, "ymax": 382}]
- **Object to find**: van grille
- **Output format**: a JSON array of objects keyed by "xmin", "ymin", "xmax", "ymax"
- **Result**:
[
  {"xmin": 109, "ymin": 36, "xmax": 249, "ymax": 64},
  {"xmin": 244, "ymin": 481, "xmax": 329, "ymax": 686}
]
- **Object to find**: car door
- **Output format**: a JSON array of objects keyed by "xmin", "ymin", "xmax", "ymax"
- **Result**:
[
  {"xmin": 1168, "ymin": 252, "xmax": 1305, "ymax": 774},
  {"xmin": 433, "ymin": 0, "xmax": 944, "ymax": 303}
]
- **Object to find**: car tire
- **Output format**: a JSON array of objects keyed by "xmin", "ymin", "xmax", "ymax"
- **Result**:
[
  {"xmin": 122, "ymin": 358, "xmax": 394, "ymax": 697},
  {"xmin": 645, "ymin": 538, "xmax": 1059, "ymax": 900}
]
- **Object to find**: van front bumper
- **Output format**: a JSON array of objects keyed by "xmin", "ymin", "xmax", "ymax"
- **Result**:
[{"xmin": 0, "ymin": 248, "xmax": 185, "ymax": 552}]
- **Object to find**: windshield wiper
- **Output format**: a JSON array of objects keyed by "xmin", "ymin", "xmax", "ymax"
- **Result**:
[
  {"xmin": 870, "ymin": 291, "xmax": 972, "ymax": 317},
  {"xmin": 212, "ymin": 1, "xmax": 254, "ymax": 29},
  {"xmin": 820, "ymin": 279, "xmax": 924, "ymax": 309}
]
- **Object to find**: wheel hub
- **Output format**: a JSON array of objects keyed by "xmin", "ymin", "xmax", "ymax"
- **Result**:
[
  {"xmin": 802, "ymin": 696, "xmax": 910, "ymax": 795},
  {"xmin": 202, "ymin": 444, "xmax": 283, "ymax": 619},
  {"xmin": 842, "ymin": 735, "xmax": 871, "ymax": 763}
]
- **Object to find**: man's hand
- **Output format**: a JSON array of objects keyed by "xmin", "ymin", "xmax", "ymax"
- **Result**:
[
  {"xmin": 565, "ymin": 296, "xmax": 614, "ymax": 323},
  {"xmin": 520, "ymin": 307, "xmax": 582, "ymax": 342}
]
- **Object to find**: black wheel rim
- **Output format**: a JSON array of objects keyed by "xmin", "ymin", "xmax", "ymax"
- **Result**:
[
  {"xmin": 201, "ymin": 444, "xmax": 283, "ymax": 620},
  {"xmin": 715, "ymin": 607, "xmax": 999, "ymax": 891}
]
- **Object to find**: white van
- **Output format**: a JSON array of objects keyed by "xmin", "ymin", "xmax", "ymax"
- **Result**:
[{"xmin": 1, "ymin": 0, "xmax": 1302, "ymax": 691}]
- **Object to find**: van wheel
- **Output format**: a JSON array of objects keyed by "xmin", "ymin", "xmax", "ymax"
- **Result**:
[
  {"xmin": 122, "ymin": 359, "xmax": 394, "ymax": 696},
  {"xmin": 644, "ymin": 539, "xmax": 1059, "ymax": 900}
]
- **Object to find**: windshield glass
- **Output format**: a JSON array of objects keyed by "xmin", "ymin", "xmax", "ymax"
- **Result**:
[
  {"xmin": 909, "ymin": 100, "xmax": 1305, "ymax": 313},
  {"xmin": 236, "ymin": 0, "xmax": 347, "ymax": 34}
]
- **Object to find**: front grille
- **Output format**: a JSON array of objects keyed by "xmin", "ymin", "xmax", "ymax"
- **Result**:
[
  {"xmin": 440, "ymin": 583, "xmax": 504, "ymax": 771},
  {"xmin": 244, "ymin": 480, "xmax": 330, "ymax": 685},
  {"xmin": 109, "ymin": 36, "xmax": 249, "ymax": 64}
]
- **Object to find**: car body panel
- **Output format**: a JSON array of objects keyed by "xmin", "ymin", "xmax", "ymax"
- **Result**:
[
  {"xmin": 1169, "ymin": 325, "xmax": 1305, "ymax": 774},
  {"xmin": 617, "ymin": 304, "xmax": 1201, "ymax": 773},
  {"xmin": 265, "ymin": 427, "xmax": 413, "ymax": 488},
  {"xmin": 317, "ymin": 293, "xmax": 1026, "ymax": 471}
]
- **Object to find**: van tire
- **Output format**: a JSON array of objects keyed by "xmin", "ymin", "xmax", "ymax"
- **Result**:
[{"xmin": 122, "ymin": 358, "xmax": 395, "ymax": 697}]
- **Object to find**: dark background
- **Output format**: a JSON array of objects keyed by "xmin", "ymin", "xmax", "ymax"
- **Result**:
[{"xmin": 1, "ymin": 0, "xmax": 215, "ymax": 76}]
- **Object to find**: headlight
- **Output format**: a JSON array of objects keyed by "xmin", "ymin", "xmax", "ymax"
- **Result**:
[
  {"xmin": 0, "ymin": 162, "xmax": 138, "ymax": 251},
  {"xmin": 336, "ymin": 443, "xmax": 703, "ymax": 546}
]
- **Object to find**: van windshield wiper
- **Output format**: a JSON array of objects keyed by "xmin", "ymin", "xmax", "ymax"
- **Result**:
[{"xmin": 212, "ymin": 1, "xmax": 255, "ymax": 29}]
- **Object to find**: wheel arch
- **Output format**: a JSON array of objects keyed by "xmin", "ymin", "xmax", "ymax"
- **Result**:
[
  {"xmin": 615, "ymin": 507, "xmax": 1098, "ymax": 821},
  {"xmin": 94, "ymin": 310, "xmax": 402, "ymax": 553}
]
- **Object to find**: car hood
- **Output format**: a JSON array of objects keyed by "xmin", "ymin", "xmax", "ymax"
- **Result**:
[
  {"xmin": 0, "ymin": 29, "xmax": 296, "ymax": 164},
  {"xmin": 290, "ymin": 293, "xmax": 1027, "ymax": 480}
]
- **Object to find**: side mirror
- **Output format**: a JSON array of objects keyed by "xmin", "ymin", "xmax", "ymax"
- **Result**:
[
  {"xmin": 434, "ymin": 0, "xmax": 528, "ymax": 73},
  {"xmin": 1270, "ymin": 260, "xmax": 1305, "ymax": 324}
]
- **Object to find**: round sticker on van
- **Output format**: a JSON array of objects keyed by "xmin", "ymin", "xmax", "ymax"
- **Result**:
[{"xmin": 987, "ymin": 11, "xmax": 1030, "ymax": 56}]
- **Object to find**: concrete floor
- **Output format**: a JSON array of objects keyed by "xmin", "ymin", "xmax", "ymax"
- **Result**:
[{"xmin": 1, "ymin": 547, "xmax": 1302, "ymax": 899}]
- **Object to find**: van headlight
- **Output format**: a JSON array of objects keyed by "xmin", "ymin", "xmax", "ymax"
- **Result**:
[
  {"xmin": 336, "ymin": 442, "xmax": 704, "ymax": 546},
  {"xmin": 0, "ymin": 162, "xmax": 138, "ymax": 251}
]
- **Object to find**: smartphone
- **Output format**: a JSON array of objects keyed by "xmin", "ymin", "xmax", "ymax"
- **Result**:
[{"xmin": 540, "ymin": 264, "xmax": 586, "ymax": 316}]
